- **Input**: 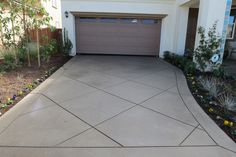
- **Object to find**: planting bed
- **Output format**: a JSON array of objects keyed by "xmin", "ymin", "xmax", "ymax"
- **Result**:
[
  {"xmin": 164, "ymin": 52, "xmax": 236, "ymax": 143},
  {"xmin": 0, "ymin": 54, "xmax": 71, "ymax": 117},
  {"xmin": 186, "ymin": 73, "xmax": 236, "ymax": 142}
]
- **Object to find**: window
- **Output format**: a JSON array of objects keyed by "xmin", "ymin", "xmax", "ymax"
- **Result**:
[
  {"xmin": 142, "ymin": 19, "xmax": 158, "ymax": 25},
  {"xmin": 80, "ymin": 17, "xmax": 97, "ymax": 22},
  {"xmin": 52, "ymin": 0, "xmax": 57, "ymax": 8},
  {"xmin": 227, "ymin": 16, "xmax": 235, "ymax": 39},
  {"xmin": 100, "ymin": 18, "xmax": 118, "ymax": 23},
  {"xmin": 120, "ymin": 18, "xmax": 139, "ymax": 24}
]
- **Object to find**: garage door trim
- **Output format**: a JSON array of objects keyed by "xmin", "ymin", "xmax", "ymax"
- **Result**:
[{"xmin": 72, "ymin": 12, "xmax": 166, "ymax": 19}]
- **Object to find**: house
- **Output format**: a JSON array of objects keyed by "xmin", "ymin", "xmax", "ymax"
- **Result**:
[{"xmin": 61, "ymin": 0, "xmax": 236, "ymax": 61}]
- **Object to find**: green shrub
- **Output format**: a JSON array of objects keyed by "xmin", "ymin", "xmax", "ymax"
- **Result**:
[
  {"xmin": 213, "ymin": 66, "xmax": 227, "ymax": 79},
  {"xmin": 164, "ymin": 51, "xmax": 197, "ymax": 75},
  {"xmin": 172, "ymin": 54, "xmax": 180, "ymax": 66},
  {"xmin": 184, "ymin": 61, "xmax": 196, "ymax": 75},
  {"xmin": 16, "ymin": 38, "xmax": 27, "ymax": 63},
  {"xmin": 164, "ymin": 51, "xmax": 182, "ymax": 66},
  {"xmin": 17, "ymin": 47, "xmax": 26, "ymax": 63},
  {"xmin": 16, "ymin": 41, "xmax": 38, "ymax": 63},
  {"xmin": 163, "ymin": 51, "xmax": 172, "ymax": 62},
  {"xmin": 28, "ymin": 42, "xmax": 39, "ymax": 60},
  {"xmin": 0, "ymin": 49, "xmax": 18, "ymax": 71},
  {"xmin": 40, "ymin": 39, "xmax": 57, "ymax": 62},
  {"xmin": 184, "ymin": 49, "xmax": 194, "ymax": 59},
  {"xmin": 3, "ymin": 52, "xmax": 15, "ymax": 63},
  {"xmin": 177, "ymin": 56, "xmax": 189, "ymax": 69}
]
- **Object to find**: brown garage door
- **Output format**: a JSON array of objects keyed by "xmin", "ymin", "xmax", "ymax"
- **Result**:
[{"xmin": 76, "ymin": 17, "xmax": 162, "ymax": 56}]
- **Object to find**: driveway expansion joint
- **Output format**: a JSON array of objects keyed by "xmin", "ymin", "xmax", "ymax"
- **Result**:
[
  {"xmin": 179, "ymin": 124, "xmax": 200, "ymax": 146},
  {"xmin": 0, "ymin": 145, "xmax": 221, "ymax": 149},
  {"xmin": 41, "ymin": 94, "xmax": 124, "ymax": 147},
  {"xmin": 173, "ymin": 70, "xmax": 218, "ymax": 142}
]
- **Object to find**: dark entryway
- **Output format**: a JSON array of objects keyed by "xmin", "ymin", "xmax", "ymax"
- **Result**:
[{"xmin": 185, "ymin": 8, "xmax": 199, "ymax": 52}]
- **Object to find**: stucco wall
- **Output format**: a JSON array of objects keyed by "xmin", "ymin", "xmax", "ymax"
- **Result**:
[
  {"xmin": 61, "ymin": 0, "xmax": 188, "ymax": 57},
  {"xmin": 42, "ymin": 0, "xmax": 62, "ymax": 28},
  {"xmin": 195, "ymin": 0, "xmax": 227, "ymax": 44},
  {"xmin": 194, "ymin": 0, "xmax": 230, "ymax": 62}
]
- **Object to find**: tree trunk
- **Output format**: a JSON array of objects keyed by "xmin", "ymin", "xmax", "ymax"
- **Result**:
[
  {"xmin": 22, "ymin": 5, "xmax": 26, "ymax": 36},
  {"xmin": 36, "ymin": 28, "xmax": 40, "ymax": 67},
  {"xmin": 11, "ymin": 19, "xmax": 18, "ymax": 64},
  {"xmin": 0, "ymin": 22, "xmax": 3, "ymax": 46},
  {"xmin": 27, "ymin": 46, "xmax": 31, "ymax": 67},
  {"xmin": 22, "ymin": 3, "xmax": 31, "ymax": 67}
]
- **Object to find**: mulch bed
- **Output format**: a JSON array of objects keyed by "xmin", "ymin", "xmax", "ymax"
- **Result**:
[
  {"xmin": 185, "ymin": 72, "xmax": 236, "ymax": 143},
  {"xmin": 163, "ymin": 51, "xmax": 236, "ymax": 143},
  {"xmin": 0, "ymin": 54, "xmax": 71, "ymax": 116}
]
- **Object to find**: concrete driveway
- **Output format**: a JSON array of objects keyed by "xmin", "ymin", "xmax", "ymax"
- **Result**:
[{"xmin": 0, "ymin": 55, "xmax": 235, "ymax": 156}]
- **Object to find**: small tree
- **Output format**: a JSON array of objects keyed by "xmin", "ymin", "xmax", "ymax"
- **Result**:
[
  {"xmin": 20, "ymin": 0, "xmax": 51, "ymax": 67},
  {"xmin": 0, "ymin": 1, "xmax": 21, "ymax": 63},
  {"xmin": 0, "ymin": 0, "xmax": 52, "ymax": 67},
  {"xmin": 194, "ymin": 22, "xmax": 222, "ymax": 72},
  {"xmin": 28, "ymin": 7, "xmax": 51, "ymax": 67}
]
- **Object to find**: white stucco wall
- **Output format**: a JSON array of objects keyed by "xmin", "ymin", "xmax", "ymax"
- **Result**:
[
  {"xmin": 195, "ymin": 0, "xmax": 228, "ymax": 48},
  {"xmin": 61, "ymin": 0, "xmax": 188, "ymax": 57},
  {"xmin": 172, "ymin": 1, "xmax": 189, "ymax": 56},
  {"xmin": 196, "ymin": 0, "xmax": 227, "ymax": 36},
  {"xmin": 195, "ymin": 0, "xmax": 230, "ymax": 62},
  {"xmin": 42, "ymin": 0, "xmax": 62, "ymax": 28}
]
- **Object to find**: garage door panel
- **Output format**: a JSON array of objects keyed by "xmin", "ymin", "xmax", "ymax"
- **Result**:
[
  {"xmin": 76, "ymin": 17, "xmax": 161, "ymax": 56},
  {"xmin": 79, "ymin": 46, "xmax": 156, "ymax": 56},
  {"xmin": 79, "ymin": 34, "xmax": 159, "ymax": 44},
  {"xmin": 79, "ymin": 27, "xmax": 159, "ymax": 38},
  {"xmin": 80, "ymin": 39, "xmax": 157, "ymax": 48}
]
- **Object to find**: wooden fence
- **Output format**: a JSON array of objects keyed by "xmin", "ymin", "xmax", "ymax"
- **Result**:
[{"xmin": 29, "ymin": 28, "xmax": 62, "ymax": 45}]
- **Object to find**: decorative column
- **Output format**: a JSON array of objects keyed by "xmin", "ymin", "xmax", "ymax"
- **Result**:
[{"xmin": 195, "ymin": 0, "xmax": 232, "ymax": 63}]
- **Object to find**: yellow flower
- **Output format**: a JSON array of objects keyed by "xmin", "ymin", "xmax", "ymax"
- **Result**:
[
  {"xmin": 27, "ymin": 84, "xmax": 34, "ymax": 90},
  {"xmin": 7, "ymin": 98, "xmax": 11, "ymax": 101},
  {"xmin": 209, "ymin": 108, "xmax": 214, "ymax": 113},
  {"xmin": 18, "ymin": 91, "xmax": 23, "ymax": 96},
  {"xmin": 224, "ymin": 120, "xmax": 233, "ymax": 127},
  {"xmin": 224, "ymin": 120, "xmax": 229, "ymax": 126}
]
